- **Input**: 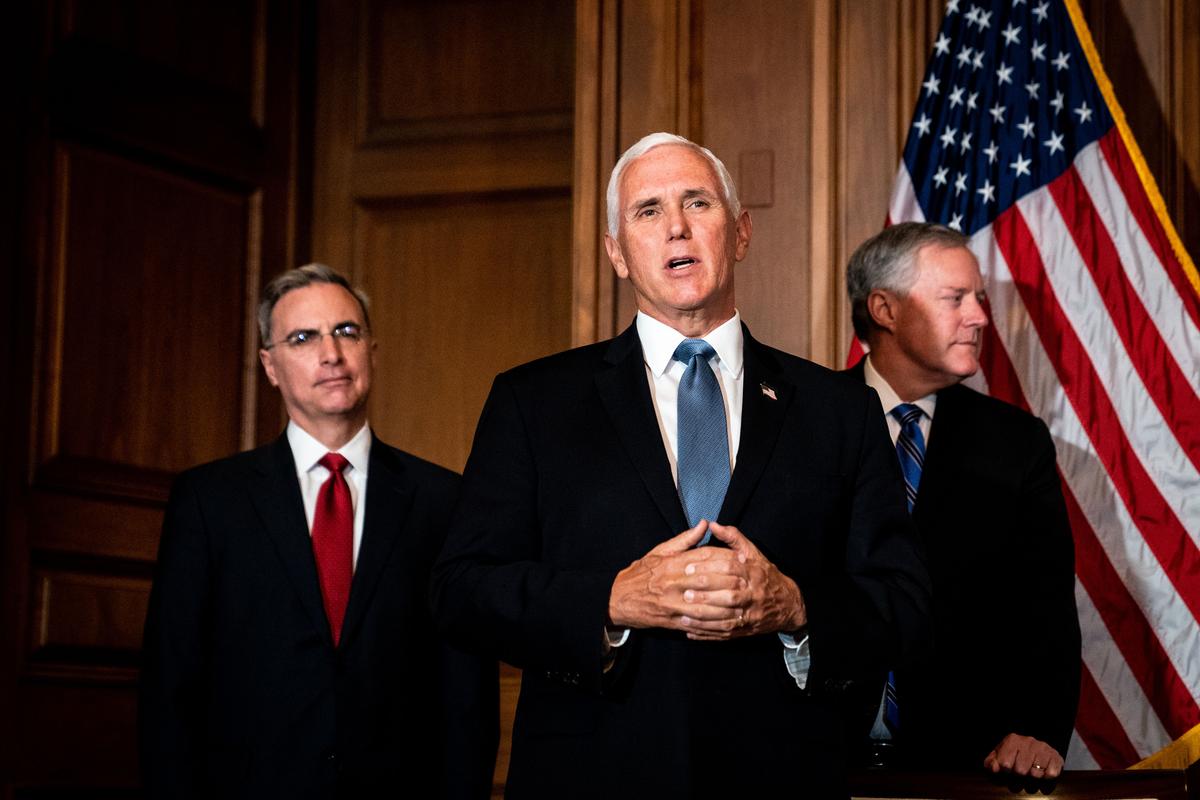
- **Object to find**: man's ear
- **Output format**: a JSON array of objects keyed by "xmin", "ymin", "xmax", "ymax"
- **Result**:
[
  {"xmin": 733, "ymin": 209, "xmax": 753, "ymax": 261},
  {"xmin": 867, "ymin": 289, "xmax": 900, "ymax": 333},
  {"xmin": 605, "ymin": 232, "xmax": 629, "ymax": 279},
  {"xmin": 260, "ymin": 349, "xmax": 280, "ymax": 387}
]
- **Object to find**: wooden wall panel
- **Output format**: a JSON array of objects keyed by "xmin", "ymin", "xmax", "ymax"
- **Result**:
[
  {"xmin": 357, "ymin": 192, "xmax": 572, "ymax": 471},
  {"xmin": 61, "ymin": 0, "xmax": 259, "ymax": 113},
  {"xmin": 43, "ymin": 145, "xmax": 249, "ymax": 479},
  {"xmin": 28, "ymin": 558, "xmax": 151, "ymax": 682},
  {"xmin": 366, "ymin": 0, "xmax": 573, "ymax": 140},
  {"xmin": 3, "ymin": 0, "xmax": 303, "ymax": 794},
  {"xmin": 700, "ymin": 0, "xmax": 814, "ymax": 359}
]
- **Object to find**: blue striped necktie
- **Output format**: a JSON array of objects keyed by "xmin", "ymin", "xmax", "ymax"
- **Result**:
[
  {"xmin": 883, "ymin": 402, "xmax": 926, "ymax": 737},
  {"xmin": 892, "ymin": 403, "xmax": 927, "ymax": 513},
  {"xmin": 673, "ymin": 339, "xmax": 729, "ymax": 546}
]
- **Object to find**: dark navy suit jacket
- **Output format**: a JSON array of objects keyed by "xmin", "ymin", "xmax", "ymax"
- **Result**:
[{"xmin": 435, "ymin": 324, "xmax": 931, "ymax": 798}]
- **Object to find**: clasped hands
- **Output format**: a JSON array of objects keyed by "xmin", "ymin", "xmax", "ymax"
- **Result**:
[{"xmin": 608, "ymin": 520, "xmax": 806, "ymax": 640}]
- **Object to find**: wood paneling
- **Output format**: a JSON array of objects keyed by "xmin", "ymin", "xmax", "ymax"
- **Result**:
[
  {"xmin": 700, "ymin": 0, "xmax": 814, "ymax": 359},
  {"xmin": 3, "ymin": 0, "xmax": 303, "ymax": 793},
  {"xmin": 28, "ymin": 557, "xmax": 152, "ymax": 682},
  {"xmin": 357, "ymin": 191, "xmax": 572, "ymax": 471},
  {"xmin": 41, "ymin": 145, "xmax": 250, "ymax": 483},
  {"xmin": 365, "ymin": 0, "xmax": 573, "ymax": 142}
]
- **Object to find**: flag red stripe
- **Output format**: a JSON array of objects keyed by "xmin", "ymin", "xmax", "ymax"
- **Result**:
[
  {"xmin": 1098, "ymin": 128, "xmax": 1200, "ymax": 328},
  {"xmin": 1075, "ymin": 664, "xmax": 1143, "ymax": 769},
  {"xmin": 1046, "ymin": 166, "xmax": 1200, "ymax": 472},
  {"xmin": 991, "ymin": 207, "xmax": 1200, "ymax": 622},
  {"xmin": 977, "ymin": 301, "xmax": 1027, "ymax": 411},
  {"xmin": 1063, "ymin": 476, "xmax": 1200, "ymax": 738}
]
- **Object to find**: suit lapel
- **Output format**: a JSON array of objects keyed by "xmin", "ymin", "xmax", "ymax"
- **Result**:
[
  {"xmin": 594, "ymin": 324, "xmax": 689, "ymax": 536},
  {"xmin": 720, "ymin": 327, "xmax": 795, "ymax": 523},
  {"xmin": 914, "ymin": 383, "xmax": 964, "ymax": 519},
  {"xmin": 251, "ymin": 435, "xmax": 333, "ymax": 644},
  {"xmin": 339, "ymin": 438, "xmax": 415, "ymax": 648}
]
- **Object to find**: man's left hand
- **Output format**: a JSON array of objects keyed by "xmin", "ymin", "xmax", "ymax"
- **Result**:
[
  {"xmin": 983, "ymin": 733, "xmax": 1064, "ymax": 778},
  {"xmin": 679, "ymin": 522, "xmax": 806, "ymax": 641}
]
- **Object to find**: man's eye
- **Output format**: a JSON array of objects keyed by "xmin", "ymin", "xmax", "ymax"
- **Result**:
[
  {"xmin": 334, "ymin": 324, "xmax": 362, "ymax": 340},
  {"xmin": 689, "ymin": 199, "xmax": 709, "ymax": 208},
  {"xmin": 637, "ymin": 207, "xmax": 658, "ymax": 218},
  {"xmin": 289, "ymin": 330, "xmax": 315, "ymax": 345}
]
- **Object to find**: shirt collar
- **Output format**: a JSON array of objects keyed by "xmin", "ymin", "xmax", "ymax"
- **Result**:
[
  {"xmin": 287, "ymin": 420, "xmax": 372, "ymax": 478},
  {"xmin": 636, "ymin": 310, "xmax": 744, "ymax": 379},
  {"xmin": 863, "ymin": 355, "xmax": 937, "ymax": 419}
]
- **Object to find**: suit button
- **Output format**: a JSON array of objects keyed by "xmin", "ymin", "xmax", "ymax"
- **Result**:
[{"xmin": 326, "ymin": 750, "xmax": 338, "ymax": 762}]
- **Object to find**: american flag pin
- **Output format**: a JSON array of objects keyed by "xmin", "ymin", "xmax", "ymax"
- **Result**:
[{"xmin": 760, "ymin": 382, "xmax": 777, "ymax": 401}]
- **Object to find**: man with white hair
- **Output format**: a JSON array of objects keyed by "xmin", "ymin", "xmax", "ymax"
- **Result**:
[{"xmin": 434, "ymin": 133, "xmax": 930, "ymax": 798}]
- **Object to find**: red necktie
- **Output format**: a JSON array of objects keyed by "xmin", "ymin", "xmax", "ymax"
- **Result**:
[{"xmin": 312, "ymin": 452, "xmax": 353, "ymax": 645}]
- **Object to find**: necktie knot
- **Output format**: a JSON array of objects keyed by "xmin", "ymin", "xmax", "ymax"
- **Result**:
[
  {"xmin": 891, "ymin": 403, "xmax": 923, "ymax": 428},
  {"xmin": 672, "ymin": 338, "xmax": 717, "ymax": 366},
  {"xmin": 319, "ymin": 452, "xmax": 350, "ymax": 475}
]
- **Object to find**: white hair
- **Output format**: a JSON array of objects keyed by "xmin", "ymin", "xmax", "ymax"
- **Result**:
[{"xmin": 605, "ymin": 132, "xmax": 741, "ymax": 237}]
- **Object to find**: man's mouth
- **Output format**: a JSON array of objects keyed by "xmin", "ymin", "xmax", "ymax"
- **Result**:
[{"xmin": 667, "ymin": 258, "xmax": 697, "ymax": 269}]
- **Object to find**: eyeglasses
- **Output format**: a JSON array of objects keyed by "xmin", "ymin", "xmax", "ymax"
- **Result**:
[{"xmin": 263, "ymin": 322, "xmax": 368, "ymax": 350}]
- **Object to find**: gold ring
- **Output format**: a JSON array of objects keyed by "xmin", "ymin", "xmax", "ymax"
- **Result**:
[{"xmin": 1033, "ymin": 763, "xmax": 1043, "ymax": 771}]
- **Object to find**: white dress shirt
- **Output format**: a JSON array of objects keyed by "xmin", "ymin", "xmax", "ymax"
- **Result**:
[
  {"xmin": 287, "ymin": 420, "xmax": 372, "ymax": 568},
  {"xmin": 863, "ymin": 355, "xmax": 937, "ymax": 447},
  {"xmin": 636, "ymin": 310, "xmax": 744, "ymax": 479}
]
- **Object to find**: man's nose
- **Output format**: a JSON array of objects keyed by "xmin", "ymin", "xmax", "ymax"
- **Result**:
[
  {"xmin": 667, "ymin": 207, "xmax": 690, "ymax": 240},
  {"xmin": 965, "ymin": 295, "xmax": 989, "ymax": 327},
  {"xmin": 318, "ymin": 332, "xmax": 345, "ymax": 363}
]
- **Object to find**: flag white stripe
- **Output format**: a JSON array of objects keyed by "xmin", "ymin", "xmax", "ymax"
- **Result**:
[
  {"xmin": 972, "ymin": 226, "xmax": 1200, "ymax": 704},
  {"xmin": 1066, "ymin": 728, "xmax": 1101, "ymax": 770},
  {"xmin": 1076, "ymin": 580, "xmax": 1173, "ymax": 756},
  {"xmin": 1015, "ymin": 186, "xmax": 1200, "ymax": 539},
  {"xmin": 888, "ymin": 163, "xmax": 925, "ymax": 225},
  {"xmin": 1077, "ymin": 144, "xmax": 1200, "ymax": 384}
]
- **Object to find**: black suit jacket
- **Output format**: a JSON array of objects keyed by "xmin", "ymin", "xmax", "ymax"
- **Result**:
[
  {"xmin": 433, "ymin": 324, "xmax": 931, "ymax": 798},
  {"xmin": 140, "ymin": 433, "xmax": 498, "ymax": 799},
  {"xmin": 853, "ymin": 361, "xmax": 1081, "ymax": 768}
]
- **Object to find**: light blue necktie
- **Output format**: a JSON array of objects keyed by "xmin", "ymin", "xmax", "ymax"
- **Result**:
[
  {"xmin": 673, "ymin": 339, "xmax": 730, "ymax": 546},
  {"xmin": 883, "ymin": 402, "xmax": 926, "ymax": 736}
]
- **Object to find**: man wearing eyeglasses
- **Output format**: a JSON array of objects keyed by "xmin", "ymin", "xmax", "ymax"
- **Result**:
[{"xmin": 139, "ymin": 264, "xmax": 497, "ymax": 799}]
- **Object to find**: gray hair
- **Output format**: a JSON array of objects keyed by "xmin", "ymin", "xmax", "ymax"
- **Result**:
[
  {"xmin": 605, "ymin": 132, "xmax": 741, "ymax": 237},
  {"xmin": 257, "ymin": 263, "xmax": 371, "ymax": 345},
  {"xmin": 846, "ymin": 222, "xmax": 969, "ymax": 340}
]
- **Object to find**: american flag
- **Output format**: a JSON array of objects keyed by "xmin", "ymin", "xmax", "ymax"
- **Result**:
[{"xmin": 875, "ymin": 0, "xmax": 1200, "ymax": 768}]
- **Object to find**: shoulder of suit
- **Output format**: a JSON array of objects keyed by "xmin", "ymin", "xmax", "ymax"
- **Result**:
[
  {"xmin": 753, "ymin": 340, "xmax": 878, "ymax": 402},
  {"xmin": 371, "ymin": 439, "xmax": 461, "ymax": 488},
  {"xmin": 502, "ymin": 338, "xmax": 614, "ymax": 379},
  {"xmin": 941, "ymin": 382, "xmax": 1050, "ymax": 436},
  {"xmin": 167, "ymin": 440, "xmax": 278, "ymax": 497}
]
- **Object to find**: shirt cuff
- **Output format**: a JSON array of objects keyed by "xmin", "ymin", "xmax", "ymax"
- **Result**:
[
  {"xmin": 605, "ymin": 627, "xmax": 631, "ymax": 648},
  {"xmin": 778, "ymin": 631, "xmax": 811, "ymax": 690}
]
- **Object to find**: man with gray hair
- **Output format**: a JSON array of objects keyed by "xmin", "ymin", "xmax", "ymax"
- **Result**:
[
  {"xmin": 140, "ymin": 264, "xmax": 497, "ymax": 798},
  {"xmin": 434, "ymin": 134, "xmax": 930, "ymax": 797},
  {"xmin": 846, "ymin": 222, "xmax": 1080, "ymax": 777}
]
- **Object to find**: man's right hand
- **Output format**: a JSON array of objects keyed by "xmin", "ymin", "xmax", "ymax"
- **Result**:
[{"xmin": 608, "ymin": 521, "xmax": 748, "ymax": 631}]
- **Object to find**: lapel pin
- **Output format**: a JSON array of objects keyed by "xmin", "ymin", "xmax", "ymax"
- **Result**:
[{"xmin": 760, "ymin": 382, "xmax": 777, "ymax": 401}]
